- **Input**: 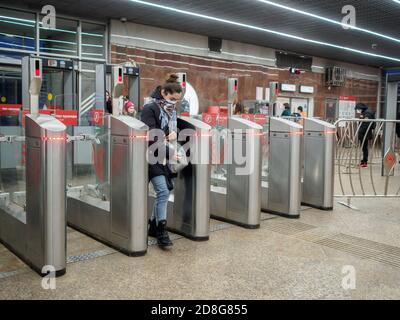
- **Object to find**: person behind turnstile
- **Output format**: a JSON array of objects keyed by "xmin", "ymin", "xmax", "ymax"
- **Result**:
[
  {"xmin": 355, "ymin": 103, "xmax": 376, "ymax": 168},
  {"xmin": 123, "ymin": 97, "xmax": 137, "ymax": 118},
  {"xmin": 141, "ymin": 74, "xmax": 183, "ymax": 248},
  {"xmin": 281, "ymin": 103, "xmax": 291, "ymax": 117},
  {"xmin": 106, "ymin": 90, "xmax": 112, "ymax": 114}
]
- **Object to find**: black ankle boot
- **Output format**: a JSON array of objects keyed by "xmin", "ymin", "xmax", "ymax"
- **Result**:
[
  {"xmin": 156, "ymin": 220, "xmax": 173, "ymax": 248},
  {"xmin": 148, "ymin": 219, "xmax": 157, "ymax": 238}
]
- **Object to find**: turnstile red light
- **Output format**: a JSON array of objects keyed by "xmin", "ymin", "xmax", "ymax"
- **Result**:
[
  {"xmin": 42, "ymin": 136, "xmax": 66, "ymax": 142},
  {"xmin": 129, "ymin": 134, "xmax": 148, "ymax": 140},
  {"xmin": 35, "ymin": 60, "xmax": 40, "ymax": 77}
]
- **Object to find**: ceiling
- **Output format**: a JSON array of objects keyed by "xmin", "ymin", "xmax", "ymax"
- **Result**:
[{"xmin": 2, "ymin": 0, "xmax": 400, "ymax": 68}]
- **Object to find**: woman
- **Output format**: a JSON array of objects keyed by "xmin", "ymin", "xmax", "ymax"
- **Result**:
[
  {"xmin": 122, "ymin": 97, "xmax": 137, "ymax": 118},
  {"xmin": 105, "ymin": 90, "xmax": 113, "ymax": 114},
  {"xmin": 141, "ymin": 74, "xmax": 183, "ymax": 248}
]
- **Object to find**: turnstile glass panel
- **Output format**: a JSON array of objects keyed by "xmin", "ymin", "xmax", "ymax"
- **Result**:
[
  {"xmin": 0, "ymin": 114, "xmax": 26, "ymax": 221},
  {"xmin": 40, "ymin": 69, "xmax": 64, "ymax": 109},
  {"xmin": 67, "ymin": 115, "xmax": 110, "ymax": 204},
  {"xmin": 211, "ymin": 119, "xmax": 228, "ymax": 191}
]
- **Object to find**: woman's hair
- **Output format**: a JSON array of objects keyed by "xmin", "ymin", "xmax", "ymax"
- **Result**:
[
  {"xmin": 161, "ymin": 74, "xmax": 183, "ymax": 95},
  {"xmin": 234, "ymin": 103, "xmax": 244, "ymax": 115}
]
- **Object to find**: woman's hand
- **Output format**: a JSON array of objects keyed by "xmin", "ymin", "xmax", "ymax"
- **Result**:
[{"xmin": 166, "ymin": 131, "xmax": 177, "ymax": 141}]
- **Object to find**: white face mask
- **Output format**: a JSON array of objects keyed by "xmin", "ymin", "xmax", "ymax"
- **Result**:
[{"xmin": 165, "ymin": 99, "xmax": 178, "ymax": 106}]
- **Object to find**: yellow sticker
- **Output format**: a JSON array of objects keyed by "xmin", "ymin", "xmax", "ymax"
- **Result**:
[
  {"xmin": 0, "ymin": 96, "xmax": 6, "ymax": 103},
  {"xmin": 47, "ymin": 93, "xmax": 53, "ymax": 101}
]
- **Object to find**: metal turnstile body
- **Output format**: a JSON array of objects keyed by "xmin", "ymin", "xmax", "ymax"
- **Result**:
[
  {"xmin": 67, "ymin": 116, "xmax": 149, "ymax": 256},
  {"xmin": 211, "ymin": 118, "xmax": 263, "ymax": 229},
  {"xmin": 148, "ymin": 117, "xmax": 211, "ymax": 241},
  {"xmin": 0, "ymin": 115, "xmax": 67, "ymax": 276},
  {"xmin": 302, "ymin": 118, "xmax": 336, "ymax": 210},
  {"xmin": 262, "ymin": 117, "xmax": 302, "ymax": 218}
]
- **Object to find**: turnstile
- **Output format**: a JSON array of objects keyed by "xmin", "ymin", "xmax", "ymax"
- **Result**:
[
  {"xmin": 0, "ymin": 114, "xmax": 67, "ymax": 276},
  {"xmin": 67, "ymin": 115, "xmax": 149, "ymax": 256},
  {"xmin": 210, "ymin": 117, "xmax": 263, "ymax": 229},
  {"xmin": 262, "ymin": 117, "xmax": 303, "ymax": 218},
  {"xmin": 302, "ymin": 118, "xmax": 336, "ymax": 210},
  {"xmin": 148, "ymin": 116, "xmax": 212, "ymax": 241}
]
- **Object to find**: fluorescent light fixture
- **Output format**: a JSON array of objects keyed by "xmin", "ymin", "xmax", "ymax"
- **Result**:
[
  {"xmin": 0, "ymin": 32, "xmax": 34, "ymax": 40},
  {"xmin": 82, "ymin": 32, "xmax": 104, "ymax": 38},
  {"xmin": 0, "ymin": 41, "xmax": 34, "ymax": 50},
  {"xmin": 393, "ymin": 0, "xmax": 400, "ymax": 4},
  {"xmin": 0, "ymin": 15, "xmax": 35, "ymax": 25},
  {"xmin": 127, "ymin": 0, "xmax": 400, "ymax": 63},
  {"xmin": 0, "ymin": 19, "xmax": 35, "ymax": 28},
  {"xmin": 255, "ymin": 0, "xmax": 400, "ymax": 44},
  {"xmin": 40, "ymin": 47, "xmax": 77, "ymax": 53}
]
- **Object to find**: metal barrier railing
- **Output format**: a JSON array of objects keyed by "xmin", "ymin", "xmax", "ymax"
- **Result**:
[{"xmin": 334, "ymin": 118, "xmax": 400, "ymax": 209}]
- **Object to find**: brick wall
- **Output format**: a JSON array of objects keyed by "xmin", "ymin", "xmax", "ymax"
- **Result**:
[{"xmin": 111, "ymin": 44, "xmax": 379, "ymax": 117}]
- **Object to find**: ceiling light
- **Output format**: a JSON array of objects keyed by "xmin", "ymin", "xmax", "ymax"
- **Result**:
[
  {"xmin": 255, "ymin": 0, "xmax": 400, "ymax": 44},
  {"xmin": 127, "ymin": 0, "xmax": 400, "ymax": 63}
]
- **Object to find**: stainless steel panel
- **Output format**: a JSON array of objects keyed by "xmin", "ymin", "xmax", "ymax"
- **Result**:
[
  {"xmin": 43, "ymin": 127, "xmax": 67, "ymax": 271},
  {"xmin": 68, "ymin": 115, "xmax": 149, "ymax": 255},
  {"xmin": 268, "ymin": 134, "xmax": 291, "ymax": 214},
  {"xmin": 0, "ymin": 114, "xmax": 67, "ymax": 275},
  {"xmin": 210, "ymin": 187, "xmax": 227, "ymax": 218},
  {"xmin": 110, "ymin": 140, "xmax": 129, "ymax": 238},
  {"xmin": 265, "ymin": 117, "xmax": 302, "ymax": 217},
  {"xmin": 172, "ymin": 117, "xmax": 211, "ymax": 239},
  {"xmin": 67, "ymin": 197, "xmax": 110, "ymax": 238},
  {"xmin": 302, "ymin": 118, "xmax": 335, "ymax": 210},
  {"xmin": 26, "ymin": 140, "xmax": 44, "ymax": 268},
  {"xmin": 212, "ymin": 117, "xmax": 262, "ymax": 227},
  {"xmin": 126, "ymin": 130, "xmax": 148, "ymax": 252}
]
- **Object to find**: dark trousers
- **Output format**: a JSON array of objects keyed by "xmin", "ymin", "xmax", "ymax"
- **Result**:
[{"xmin": 359, "ymin": 138, "xmax": 369, "ymax": 163}]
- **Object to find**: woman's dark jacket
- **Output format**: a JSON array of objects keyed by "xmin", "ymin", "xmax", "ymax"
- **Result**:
[
  {"xmin": 140, "ymin": 87, "xmax": 174, "ymax": 190},
  {"xmin": 358, "ymin": 108, "xmax": 376, "ymax": 141}
]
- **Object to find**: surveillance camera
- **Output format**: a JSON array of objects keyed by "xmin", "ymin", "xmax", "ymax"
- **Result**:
[
  {"xmin": 372, "ymin": 43, "xmax": 378, "ymax": 50},
  {"xmin": 120, "ymin": 17, "xmax": 127, "ymax": 23}
]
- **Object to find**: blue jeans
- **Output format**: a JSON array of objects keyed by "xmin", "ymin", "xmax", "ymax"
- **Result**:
[{"xmin": 150, "ymin": 175, "xmax": 171, "ymax": 224}]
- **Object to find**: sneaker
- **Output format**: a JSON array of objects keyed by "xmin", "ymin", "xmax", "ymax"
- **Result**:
[
  {"xmin": 148, "ymin": 219, "xmax": 157, "ymax": 238},
  {"xmin": 156, "ymin": 220, "xmax": 173, "ymax": 248},
  {"xmin": 361, "ymin": 162, "xmax": 368, "ymax": 168}
]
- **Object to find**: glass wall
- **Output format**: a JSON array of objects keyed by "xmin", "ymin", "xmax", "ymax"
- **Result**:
[
  {"xmin": 39, "ymin": 16, "xmax": 78, "ymax": 57},
  {"xmin": 79, "ymin": 62, "xmax": 97, "ymax": 125},
  {"xmin": 82, "ymin": 23, "xmax": 106, "ymax": 60},
  {"xmin": 0, "ymin": 6, "xmax": 106, "ymax": 61},
  {"xmin": 0, "ymin": 8, "xmax": 36, "ymax": 52}
]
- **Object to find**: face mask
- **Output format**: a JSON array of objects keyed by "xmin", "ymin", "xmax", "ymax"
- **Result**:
[{"xmin": 165, "ymin": 99, "xmax": 178, "ymax": 106}]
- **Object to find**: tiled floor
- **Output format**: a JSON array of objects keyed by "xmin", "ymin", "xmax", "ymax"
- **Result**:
[{"xmin": 1, "ymin": 198, "xmax": 400, "ymax": 300}]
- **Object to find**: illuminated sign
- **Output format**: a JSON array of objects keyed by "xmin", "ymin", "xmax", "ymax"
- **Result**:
[
  {"xmin": 300, "ymin": 85, "xmax": 314, "ymax": 94},
  {"xmin": 281, "ymin": 84, "xmax": 296, "ymax": 92}
]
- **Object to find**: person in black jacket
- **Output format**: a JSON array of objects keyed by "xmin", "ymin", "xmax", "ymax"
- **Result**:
[
  {"xmin": 105, "ymin": 90, "xmax": 113, "ymax": 114},
  {"xmin": 355, "ymin": 103, "xmax": 376, "ymax": 168},
  {"xmin": 141, "ymin": 74, "xmax": 183, "ymax": 248}
]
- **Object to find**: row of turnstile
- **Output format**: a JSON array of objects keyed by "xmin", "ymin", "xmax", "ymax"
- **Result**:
[{"xmin": 0, "ymin": 56, "xmax": 336, "ymax": 277}]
